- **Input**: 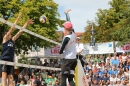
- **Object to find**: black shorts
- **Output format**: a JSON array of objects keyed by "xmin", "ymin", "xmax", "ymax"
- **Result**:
[
  {"xmin": 61, "ymin": 59, "xmax": 77, "ymax": 75},
  {"xmin": 0, "ymin": 65, "xmax": 14, "ymax": 75}
]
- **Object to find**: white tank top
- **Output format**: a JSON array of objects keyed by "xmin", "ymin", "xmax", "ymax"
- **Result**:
[{"xmin": 63, "ymin": 32, "xmax": 76, "ymax": 59}]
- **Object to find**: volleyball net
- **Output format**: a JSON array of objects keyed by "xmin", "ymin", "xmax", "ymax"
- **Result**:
[{"xmin": 0, "ymin": 17, "xmax": 88, "ymax": 86}]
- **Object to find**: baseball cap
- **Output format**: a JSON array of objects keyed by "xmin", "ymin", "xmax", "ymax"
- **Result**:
[{"xmin": 62, "ymin": 21, "xmax": 73, "ymax": 30}]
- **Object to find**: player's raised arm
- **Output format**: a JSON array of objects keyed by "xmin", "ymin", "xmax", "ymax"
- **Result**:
[
  {"xmin": 12, "ymin": 19, "xmax": 34, "ymax": 41},
  {"xmin": 64, "ymin": 9, "xmax": 71, "ymax": 22},
  {"xmin": 3, "ymin": 12, "xmax": 22, "ymax": 39},
  {"xmin": 64, "ymin": 9, "xmax": 75, "ymax": 32}
]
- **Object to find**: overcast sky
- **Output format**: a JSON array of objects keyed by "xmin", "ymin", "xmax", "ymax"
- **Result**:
[{"xmin": 54, "ymin": 0, "xmax": 111, "ymax": 32}]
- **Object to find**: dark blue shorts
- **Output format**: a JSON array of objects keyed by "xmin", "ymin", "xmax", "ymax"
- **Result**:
[{"xmin": 0, "ymin": 65, "xmax": 14, "ymax": 75}]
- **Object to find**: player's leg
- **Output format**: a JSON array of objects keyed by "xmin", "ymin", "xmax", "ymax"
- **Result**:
[
  {"xmin": 68, "ymin": 75, "xmax": 75, "ymax": 86},
  {"xmin": 68, "ymin": 59, "xmax": 77, "ymax": 86},
  {"xmin": 7, "ymin": 66, "xmax": 14, "ymax": 86},
  {"xmin": 61, "ymin": 74, "xmax": 68, "ymax": 86},
  {"xmin": 1, "ymin": 65, "xmax": 8, "ymax": 86}
]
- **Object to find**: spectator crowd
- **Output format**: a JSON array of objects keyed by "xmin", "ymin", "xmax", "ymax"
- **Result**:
[
  {"xmin": 0, "ymin": 53, "xmax": 130, "ymax": 86},
  {"xmin": 85, "ymin": 53, "xmax": 130, "ymax": 86}
]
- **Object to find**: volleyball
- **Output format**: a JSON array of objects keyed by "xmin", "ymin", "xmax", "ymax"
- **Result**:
[{"xmin": 39, "ymin": 15, "xmax": 47, "ymax": 23}]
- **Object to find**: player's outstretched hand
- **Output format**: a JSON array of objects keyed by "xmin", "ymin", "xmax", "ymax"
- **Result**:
[
  {"xmin": 27, "ymin": 19, "xmax": 34, "ymax": 25},
  {"xmin": 64, "ymin": 9, "xmax": 71, "ymax": 13}
]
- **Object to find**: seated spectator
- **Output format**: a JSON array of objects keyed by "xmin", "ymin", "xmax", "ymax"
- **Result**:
[
  {"xmin": 108, "ymin": 80, "xmax": 114, "ymax": 86},
  {"xmin": 106, "ymin": 54, "xmax": 112, "ymax": 63},
  {"xmin": 121, "ymin": 76, "xmax": 129, "ymax": 86},
  {"xmin": 111, "ymin": 66, "xmax": 118, "ymax": 75},
  {"xmin": 24, "ymin": 73, "xmax": 29, "ymax": 81},
  {"xmin": 47, "ymin": 81, "xmax": 52, "ymax": 86},
  {"xmin": 111, "ymin": 56, "xmax": 119, "ymax": 67},
  {"xmin": 51, "ymin": 73, "xmax": 57, "ymax": 85},
  {"xmin": 92, "ymin": 66, "xmax": 97, "ymax": 74},
  {"xmin": 116, "ymin": 79, "xmax": 121, "ymax": 86},
  {"xmin": 26, "ymin": 80, "xmax": 32, "ymax": 86},
  {"xmin": 45, "ymin": 75, "xmax": 52, "ymax": 84},
  {"xmin": 86, "ymin": 62, "xmax": 92, "ymax": 71},
  {"xmin": 53, "ymin": 80, "xmax": 60, "ymax": 86},
  {"xmin": 94, "ymin": 55, "xmax": 100, "ymax": 63},
  {"xmin": 108, "ymin": 67, "xmax": 113, "ymax": 75},
  {"xmin": 92, "ymin": 61, "xmax": 99, "ymax": 69},
  {"xmin": 125, "ymin": 61, "xmax": 130, "ymax": 69},
  {"xmin": 106, "ymin": 62, "xmax": 111, "ymax": 70},
  {"xmin": 92, "ymin": 79, "xmax": 100, "ymax": 86},
  {"xmin": 110, "ymin": 74, "xmax": 116, "ymax": 84},
  {"xmin": 94, "ymin": 73, "xmax": 102, "ymax": 85},
  {"xmin": 41, "ymin": 69, "xmax": 48, "ymax": 80},
  {"xmin": 40, "ymin": 80, "xmax": 47, "ymax": 86},
  {"xmin": 101, "ymin": 73, "xmax": 110, "ymax": 85},
  {"xmin": 86, "ymin": 73, "xmax": 91, "ymax": 85},
  {"xmin": 19, "ymin": 80, "xmax": 26, "ymax": 86},
  {"xmin": 48, "ymin": 70, "xmax": 54, "ymax": 76},
  {"xmin": 124, "ymin": 67, "xmax": 129, "ymax": 77},
  {"xmin": 122, "ymin": 52, "xmax": 127, "ymax": 62},
  {"xmin": 96, "ymin": 66, "xmax": 104, "ymax": 76},
  {"xmin": 33, "ymin": 76, "xmax": 41, "ymax": 86},
  {"xmin": 17, "ymin": 74, "xmax": 26, "ymax": 86}
]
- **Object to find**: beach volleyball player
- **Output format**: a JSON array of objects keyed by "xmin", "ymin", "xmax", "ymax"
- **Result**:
[
  {"xmin": 59, "ymin": 9, "xmax": 77, "ymax": 86},
  {"xmin": 0, "ymin": 13, "xmax": 34, "ymax": 86}
]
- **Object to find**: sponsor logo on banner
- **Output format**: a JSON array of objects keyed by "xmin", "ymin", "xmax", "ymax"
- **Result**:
[
  {"xmin": 51, "ymin": 46, "xmax": 60, "ymax": 54},
  {"xmin": 44, "ymin": 46, "xmax": 61, "ymax": 57},
  {"xmin": 116, "ymin": 43, "xmax": 130, "ymax": 52},
  {"xmin": 83, "ymin": 42, "xmax": 114, "ymax": 54}
]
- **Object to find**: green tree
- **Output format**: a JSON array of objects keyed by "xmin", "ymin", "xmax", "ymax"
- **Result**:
[
  {"xmin": 83, "ymin": 0, "xmax": 130, "ymax": 45},
  {"xmin": 0, "ymin": 0, "xmax": 64, "ymax": 54}
]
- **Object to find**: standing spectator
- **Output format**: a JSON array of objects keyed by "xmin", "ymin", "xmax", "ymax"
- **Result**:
[
  {"xmin": 43, "ymin": 59, "xmax": 49, "ymax": 67},
  {"xmin": 76, "ymin": 37, "xmax": 85, "ymax": 67}
]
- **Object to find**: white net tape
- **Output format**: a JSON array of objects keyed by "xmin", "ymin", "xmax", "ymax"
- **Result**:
[{"xmin": 0, "ymin": 60, "xmax": 61, "ymax": 70}]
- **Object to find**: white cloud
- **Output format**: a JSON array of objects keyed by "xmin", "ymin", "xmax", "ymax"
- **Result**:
[{"xmin": 54, "ymin": 0, "xmax": 111, "ymax": 32}]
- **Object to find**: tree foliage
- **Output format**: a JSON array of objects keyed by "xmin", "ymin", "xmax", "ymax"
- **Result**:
[
  {"xmin": 0, "ymin": 0, "xmax": 64, "ymax": 55},
  {"xmin": 82, "ymin": 0, "xmax": 130, "ymax": 45}
]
